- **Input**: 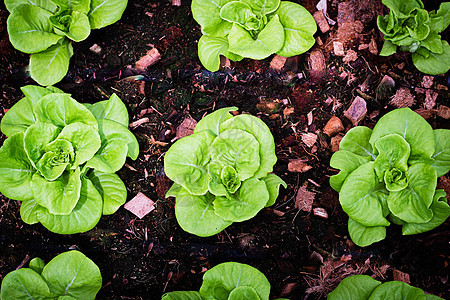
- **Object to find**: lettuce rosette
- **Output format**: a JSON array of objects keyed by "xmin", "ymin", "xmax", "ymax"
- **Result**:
[
  {"xmin": 164, "ymin": 107, "xmax": 286, "ymax": 236},
  {"xmin": 0, "ymin": 85, "xmax": 138, "ymax": 234}
]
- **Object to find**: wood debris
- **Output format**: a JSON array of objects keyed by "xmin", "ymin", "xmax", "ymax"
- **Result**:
[
  {"xmin": 323, "ymin": 116, "xmax": 344, "ymax": 137},
  {"xmin": 369, "ymin": 38, "xmax": 378, "ymax": 55},
  {"xmin": 389, "ymin": 88, "xmax": 415, "ymax": 108},
  {"xmin": 393, "ymin": 269, "xmax": 411, "ymax": 284},
  {"xmin": 376, "ymin": 75, "xmax": 396, "ymax": 100},
  {"xmin": 89, "ymin": 44, "xmax": 102, "ymax": 54},
  {"xmin": 421, "ymin": 76, "xmax": 434, "ymax": 89},
  {"xmin": 424, "ymin": 90, "xmax": 438, "ymax": 110},
  {"xmin": 283, "ymin": 106, "xmax": 295, "ymax": 116},
  {"xmin": 343, "ymin": 50, "xmax": 358, "ymax": 63},
  {"xmin": 344, "ymin": 96, "xmax": 367, "ymax": 126},
  {"xmin": 330, "ymin": 133, "xmax": 344, "ymax": 152},
  {"xmin": 308, "ymin": 49, "xmax": 327, "ymax": 80},
  {"xmin": 270, "ymin": 55, "xmax": 287, "ymax": 70},
  {"xmin": 288, "ymin": 159, "xmax": 312, "ymax": 173},
  {"xmin": 333, "ymin": 42, "xmax": 345, "ymax": 56},
  {"xmin": 130, "ymin": 117, "xmax": 150, "ymax": 128},
  {"xmin": 172, "ymin": 0, "xmax": 181, "ymax": 6},
  {"xmin": 302, "ymin": 133, "xmax": 317, "ymax": 148},
  {"xmin": 295, "ymin": 185, "xmax": 315, "ymax": 212},
  {"xmin": 313, "ymin": 207, "xmax": 328, "ymax": 219},
  {"xmin": 124, "ymin": 192, "xmax": 155, "ymax": 219},
  {"xmin": 438, "ymin": 105, "xmax": 450, "ymax": 119},
  {"xmin": 313, "ymin": 11, "xmax": 330, "ymax": 33},
  {"xmin": 176, "ymin": 117, "xmax": 197, "ymax": 139},
  {"xmin": 135, "ymin": 48, "xmax": 161, "ymax": 71}
]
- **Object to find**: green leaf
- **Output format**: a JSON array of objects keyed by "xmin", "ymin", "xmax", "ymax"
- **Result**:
[
  {"xmin": 164, "ymin": 130, "xmax": 215, "ymax": 195},
  {"xmin": 402, "ymin": 189, "xmax": 449, "ymax": 235},
  {"xmin": 162, "ymin": 291, "xmax": 204, "ymax": 300},
  {"xmin": 348, "ymin": 218, "xmax": 387, "ymax": 247},
  {"xmin": 220, "ymin": 114, "xmax": 277, "ymax": 178},
  {"xmin": 56, "ymin": 122, "xmax": 101, "ymax": 168},
  {"xmin": 262, "ymin": 173, "xmax": 286, "ymax": 207},
  {"xmin": 194, "ymin": 106, "xmax": 237, "ymax": 136},
  {"xmin": 88, "ymin": 170, "xmax": 127, "ymax": 215},
  {"xmin": 55, "ymin": 11, "xmax": 91, "ymax": 42},
  {"xmin": 0, "ymin": 268, "xmax": 54, "ymax": 300},
  {"xmin": 381, "ymin": 0, "xmax": 423, "ymax": 19},
  {"xmin": 228, "ymin": 286, "xmax": 260, "ymax": 299},
  {"xmin": 431, "ymin": 129, "xmax": 450, "ymax": 177},
  {"xmin": 36, "ymin": 139, "xmax": 74, "ymax": 180},
  {"xmin": 199, "ymin": 262, "xmax": 270, "ymax": 300},
  {"xmin": 36, "ymin": 177, "xmax": 103, "ymax": 234},
  {"xmin": 379, "ymin": 40, "xmax": 398, "ymax": 56},
  {"xmin": 88, "ymin": 0, "xmax": 128, "ymax": 29},
  {"xmin": 20, "ymin": 199, "xmax": 41, "ymax": 225},
  {"xmin": 31, "ymin": 168, "xmax": 81, "ymax": 215},
  {"xmin": 339, "ymin": 126, "xmax": 376, "ymax": 158},
  {"xmin": 86, "ymin": 93, "xmax": 129, "ymax": 127},
  {"xmin": 29, "ymin": 40, "xmax": 73, "ymax": 86},
  {"xmin": 407, "ymin": 9, "xmax": 430, "ymax": 41},
  {"xmin": 1, "ymin": 97, "xmax": 37, "ymax": 137},
  {"xmin": 0, "ymin": 132, "xmax": 35, "ymax": 201},
  {"xmin": 228, "ymin": 14, "xmax": 284, "ymax": 60},
  {"xmin": 412, "ymin": 40, "xmax": 450, "ymax": 75},
  {"xmin": 4, "ymin": 0, "xmax": 57, "ymax": 13},
  {"xmin": 191, "ymin": 0, "xmax": 233, "ymax": 35},
  {"xmin": 34, "ymin": 93, "xmax": 97, "ymax": 129},
  {"xmin": 85, "ymin": 139, "xmax": 127, "ymax": 173},
  {"xmin": 370, "ymin": 108, "xmax": 435, "ymax": 162},
  {"xmin": 213, "ymin": 177, "xmax": 269, "ymax": 222},
  {"xmin": 220, "ymin": 165, "xmax": 241, "ymax": 193},
  {"xmin": 42, "ymin": 250, "xmax": 102, "ymax": 300},
  {"xmin": 29, "ymin": 257, "xmax": 45, "ymax": 275},
  {"xmin": 420, "ymin": 31, "xmax": 443, "ymax": 54},
  {"xmin": 21, "ymin": 85, "xmax": 60, "ymax": 104},
  {"xmin": 208, "ymin": 161, "xmax": 229, "ymax": 196},
  {"xmin": 373, "ymin": 133, "xmax": 410, "ymax": 180},
  {"xmin": 220, "ymin": 2, "xmax": 260, "ymax": 30},
  {"xmin": 327, "ymin": 275, "xmax": 381, "ymax": 299},
  {"xmin": 339, "ymin": 162, "xmax": 390, "ymax": 227},
  {"xmin": 166, "ymin": 183, "xmax": 183, "ymax": 198},
  {"xmin": 6, "ymin": 4, "xmax": 62, "ymax": 53},
  {"xmin": 175, "ymin": 188, "xmax": 232, "ymax": 237},
  {"xmin": 274, "ymin": 1, "xmax": 317, "ymax": 57},
  {"xmin": 94, "ymin": 119, "xmax": 139, "ymax": 160},
  {"xmin": 368, "ymin": 281, "xmax": 426, "ymax": 299},
  {"xmin": 240, "ymin": 0, "xmax": 280, "ymax": 16},
  {"xmin": 23, "ymin": 122, "xmax": 60, "ymax": 168},
  {"xmin": 429, "ymin": 2, "xmax": 450, "ymax": 32},
  {"xmin": 210, "ymin": 128, "xmax": 260, "ymax": 180},
  {"xmin": 198, "ymin": 35, "xmax": 236, "ymax": 72},
  {"xmin": 387, "ymin": 163, "xmax": 436, "ymax": 223},
  {"xmin": 51, "ymin": 0, "xmax": 91, "ymax": 14},
  {"xmin": 330, "ymin": 150, "xmax": 372, "ymax": 192}
]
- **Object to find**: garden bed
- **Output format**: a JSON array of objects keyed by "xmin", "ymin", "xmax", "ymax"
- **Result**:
[{"xmin": 0, "ymin": 0, "xmax": 448, "ymax": 299}]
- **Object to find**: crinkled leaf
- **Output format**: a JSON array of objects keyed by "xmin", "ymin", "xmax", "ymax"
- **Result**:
[
  {"xmin": 339, "ymin": 162, "xmax": 390, "ymax": 227},
  {"xmin": 51, "ymin": 0, "xmax": 90, "ymax": 14},
  {"xmin": 36, "ymin": 177, "xmax": 103, "ymax": 234},
  {"xmin": 87, "ymin": 94, "xmax": 129, "ymax": 127},
  {"xmin": 213, "ymin": 177, "xmax": 269, "ymax": 222},
  {"xmin": 381, "ymin": 0, "xmax": 424, "ymax": 18},
  {"xmin": 199, "ymin": 262, "xmax": 270, "ymax": 300},
  {"xmin": 379, "ymin": 40, "xmax": 398, "ymax": 56},
  {"xmin": 210, "ymin": 128, "xmax": 260, "ymax": 180},
  {"xmin": 368, "ymin": 280, "xmax": 426, "ymax": 299},
  {"xmin": 275, "ymin": 1, "xmax": 317, "ymax": 57},
  {"xmin": 374, "ymin": 133, "xmax": 410, "ymax": 181},
  {"xmin": 220, "ymin": 2, "xmax": 259, "ymax": 30},
  {"xmin": 55, "ymin": 11, "xmax": 91, "ymax": 42},
  {"xmin": 88, "ymin": 0, "xmax": 128, "ymax": 29},
  {"xmin": 162, "ymin": 291, "xmax": 204, "ymax": 300},
  {"xmin": 164, "ymin": 130, "xmax": 215, "ymax": 195},
  {"xmin": 29, "ymin": 257, "xmax": 45, "ymax": 275},
  {"xmin": 4, "ymin": 0, "xmax": 57, "ymax": 13},
  {"xmin": 328, "ymin": 275, "xmax": 381, "ymax": 299},
  {"xmin": 208, "ymin": 161, "xmax": 229, "ymax": 196},
  {"xmin": 191, "ymin": 0, "xmax": 233, "ymax": 35},
  {"xmin": 36, "ymin": 139, "xmax": 73, "ymax": 180},
  {"xmin": 0, "ymin": 132, "xmax": 34, "ymax": 201},
  {"xmin": 31, "ymin": 168, "xmax": 81, "ymax": 215},
  {"xmin": 339, "ymin": 126, "xmax": 376, "ymax": 158},
  {"xmin": 412, "ymin": 40, "xmax": 450, "ymax": 75},
  {"xmin": 0, "ymin": 268, "xmax": 54, "ymax": 300},
  {"xmin": 420, "ymin": 31, "xmax": 443, "ymax": 54},
  {"xmin": 220, "ymin": 114, "xmax": 277, "ymax": 178},
  {"xmin": 194, "ymin": 106, "xmax": 237, "ymax": 136},
  {"xmin": 1, "ymin": 97, "xmax": 37, "ymax": 137},
  {"xmin": 240, "ymin": 0, "xmax": 280, "ymax": 16},
  {"xmin": 175, "ymin": 188, "xmax": 232, "ymax": 237},
  {"xmin": 220, "ymin": 165, "xmax": 241, "ymax": 193},
  {"xmin": 263, "ymin": 173, "xmax": 286, "ymax": 207},
  {"xmin": 228, "ymin": 15, "xmax": 284, "ymax": 60},
  {"xmin": 29, "ymin": 40, "xmax": 73, "ymax": 86},
  {"xmin": 42, "ymin": 250, "xmax": 102, "ymax": 300},
  {"xmin": 20, "ymin": 199, "xmax": 41, "ymax": 225},
  {"xmin": 34, "ymin": 93, "xmax": 97, "ymax": 129},
  {"xmin": 57, "ymin": 122, "xmax": 101, "ymax": 167},
  {"xmin": 429, "ymin": 2, "xmax": 450, "ymax": 32},
  {"xmin": 6, "ymin": 4, "xmax": 62, "ymax": 53},
  {"xmin": 23, "ymin": 122, "xmax": 60, "ymax": 168},
  {"xmin": 330, "ymin": 150, "xmax": 372, "ymax": 192},
  {"xmin": 431, "ymin": 129, "xmax": 450, "ymax": 177},
  {"xmin": 88, "ymin": 170, "xmax": 127, "ymax": 215},
  {"xmin": 348, "ymin": 218, "xmax": 387, "ymax": 247},
  {"xmin": 370, "ymin": 108, "xmax": 435, "ymax": 162},
  {"xmin": 402, "ymin": 189, "xmax": 450, "ymax": 235},
  {"xmin": 387, "ymin": 163, "xmax": 436, "ymax": 223}
]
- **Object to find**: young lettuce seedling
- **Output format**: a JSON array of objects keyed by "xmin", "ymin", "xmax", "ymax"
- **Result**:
[
  {"xmin": 377, "ymin": 0, "xmax": 450, "ymax": 75},
  {"xmin": 162, "ymin": 262, "xmax": 289, "ymax": 300},
  {"xmin": 328, "ymin": 275, "xmax": 444, "ymax": 299},
  {"xmin": 330, "ymin": 108, "xmax": 450, "ymax": 247},
  {"xmin": 0, "ymin": 250, "xmax": 102, "ymax": 300},
  {"xmin": 164, "ymin": 107, "xmax": 286, "ymax": 237},
  {"xmin": 191, "ymin": 0, "xmax": 317, "ymax": 71},
  {"xmin": 4, "ymin": 0, "xmax": 128, "ymax": 85},
  {"xmin": 0, "ymin": 85, "xmax": 139, "ymax": 234}
]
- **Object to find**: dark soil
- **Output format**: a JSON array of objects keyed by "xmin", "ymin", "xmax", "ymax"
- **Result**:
[{"xmin": 0, "ymin": 0, "xmax": 449, "ymax": 299}]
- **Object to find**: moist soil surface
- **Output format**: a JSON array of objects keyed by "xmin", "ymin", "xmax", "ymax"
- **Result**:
[{"xmin": 0, "ymin": 0, "xmax": 449, "ymax": 299}]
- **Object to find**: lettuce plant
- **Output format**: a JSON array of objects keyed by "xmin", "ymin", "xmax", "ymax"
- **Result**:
[
  {"xmin": 0, "ymin": 85, "xmax": 138, "ymax": 234},
  {"xmin": 4, "ymin": 0, "xmax": 128, "ymax": 86},
  {"xmin": 330, "ymin": 108, "xmax": 450, "ymax": 247},
  {"xmin": 192, "ymin": 0, "xmax": 317, "ymax": 71},
  {"xmin": 164, "ymin": 107, "xmax": 286, "ymax": 237},
  {"xmin": 328, "ymin": 275, "xmax": 444, "ymax": 300},
  {"xmin": 0, "ymin": 250, "xmax": 102, "ymax": 300},
  {"xmin": 377, "ymin": 0, "xmax": 450, "ymax": 75},
  {"xmin": 162, "ymin": 262, "xmax": 288, "ymax": 300}
]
